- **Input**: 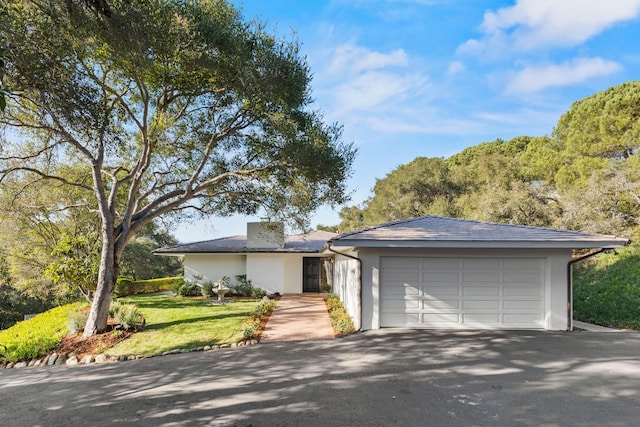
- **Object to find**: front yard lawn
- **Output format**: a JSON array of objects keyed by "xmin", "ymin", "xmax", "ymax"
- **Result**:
[{"xmin": 105, "ymin": 294, "xmax": 260, "ymax": 357}]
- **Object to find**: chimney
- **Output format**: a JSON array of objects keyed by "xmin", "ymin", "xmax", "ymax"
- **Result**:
[{"xmin": 246, "ymin": 222, "xmax": 285, "ymax": 249}]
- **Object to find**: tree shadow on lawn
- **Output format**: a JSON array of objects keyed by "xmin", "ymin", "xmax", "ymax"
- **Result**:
[
  {"xmin": 142, "ymin": 312, "xmax": 250, "ymax": 331},
  {"xmin": 2, "ymin": 330, "xmax": 640, "ymax": 426}
]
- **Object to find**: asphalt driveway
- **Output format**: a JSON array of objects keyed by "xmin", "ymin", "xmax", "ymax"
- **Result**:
[{"xmin": 1, "ymin": 330, "xmax": 639, "ymax": 426}]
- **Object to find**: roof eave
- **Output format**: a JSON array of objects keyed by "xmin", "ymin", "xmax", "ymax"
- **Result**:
[{"xmin": 328, "ymin": 239, "xmax": 629, "ymax": 249}]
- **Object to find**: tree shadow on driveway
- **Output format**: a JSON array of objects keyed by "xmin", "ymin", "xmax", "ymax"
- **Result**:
[{"xmin": 1, "ymin": 330, "xmax": 639, "ymax": 426}]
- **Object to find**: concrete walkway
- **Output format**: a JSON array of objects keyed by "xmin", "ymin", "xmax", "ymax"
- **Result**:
[{"xmin": 260, "ymin": 294, "xmax": 335, "ymax": 342}]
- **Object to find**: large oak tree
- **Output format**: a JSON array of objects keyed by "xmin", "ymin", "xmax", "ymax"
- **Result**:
[{"xmin": 0, "ymin": 0, "xmax": 355, "ymax": 337}]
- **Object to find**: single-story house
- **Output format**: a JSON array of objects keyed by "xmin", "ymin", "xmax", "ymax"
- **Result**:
[
  {"xmin": 156, "ymin": 222, "xmax": 337, "ymax": 294},
  {"xmin": 157, "ymin": 217, "xmax": 629, "ymax": 332}
]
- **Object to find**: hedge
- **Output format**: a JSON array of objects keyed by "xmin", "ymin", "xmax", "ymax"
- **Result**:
[{"xmin": 115, "ymin": 276, "xmax": 184, "ymax": 297}]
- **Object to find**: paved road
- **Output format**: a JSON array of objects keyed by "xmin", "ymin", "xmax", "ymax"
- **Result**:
[{"xmin": 1, "ymin": 329, "xmax": 639, "ymax": 426}]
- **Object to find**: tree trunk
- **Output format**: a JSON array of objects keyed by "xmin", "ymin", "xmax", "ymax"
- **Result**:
[{"xmin": 82, "ymin": 229, "xmax": 118, "ymax": 338}]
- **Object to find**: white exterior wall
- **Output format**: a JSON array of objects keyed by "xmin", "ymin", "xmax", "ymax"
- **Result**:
[
  {"xmin": 183, "ymin": 254, "xmax": 246, "ymax": 285},
  {"xmin": 246, "ymin": 253, "xmax": 285, "ymax": 294},
  {"xmin": 185, "ymin": 252, "xmax": 334, "ymax": 295},
  {"xmin": 332, "ymin": 253, "xmax": 361, "ymax": 330},
  {"xmin": 355, "ymin": 247, "xmax": 572, "ymax": 331},
  {"xmin": 282, "ymin": 254, "xmax": 304, "ymax": 294}
]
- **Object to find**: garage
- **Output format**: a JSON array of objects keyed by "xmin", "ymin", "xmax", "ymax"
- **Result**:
[
  {"xmin": 380, "ymin": 256, "xmax": 545, "ymax": 328},
  {"xmin": 326, "ymin": 216, "xmax": 628, "ymax": 331}
]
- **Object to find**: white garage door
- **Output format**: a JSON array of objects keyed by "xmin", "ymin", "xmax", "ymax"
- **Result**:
[{"xmin": 380, "ymin": 257, "xmax": 545, "ymax": 329}]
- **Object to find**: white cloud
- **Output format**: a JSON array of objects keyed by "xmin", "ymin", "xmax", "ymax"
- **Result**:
[
  {"xmin": 504, "ymin": 57, "xmax": 622, "ymax": 93},
  {"xmin": 446, "ymin": 61, "xmax": 465, "ymax": 77},
  {"xmin": 327, "ymin": 44, "xmax": 409, "ymax": 74},
  {"xmin": 459, "ymin": 0, "xmax": 640, "ymax": 56},
  {"xmin": 334, "ymin": 71, "xmax": 427, "ymax": 112}
]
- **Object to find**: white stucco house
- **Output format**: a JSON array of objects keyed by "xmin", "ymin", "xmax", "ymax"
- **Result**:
[
  {"xmin": 157, "ymin": 217, "xmax": 628, "ymax": 332},
  {"xmin": 156, "ymin": 222, "xmax": 337, "ymax": 294}
]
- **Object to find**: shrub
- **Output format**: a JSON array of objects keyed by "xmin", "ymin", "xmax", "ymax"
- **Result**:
[
  {"xmin": 116, "ymin": 276, "xmax": 184, "ymax": 297},
  {"xmin": 171, "ymin": 277, "xmax": 185, "ymax": 296},
  {"xmin": 114, "ymin": 304, "xmax": 144, "ymax": 331},
  {"xmin": 109, "ymin": 300, "xmax": 123, "ymax": 317},
  {"xmin": 255, "ymin": 297, "xmax": 276, "ymax": 316},
  {"xmin": 251, "ymin": 287, "xmax": 267, "ymax": 299},
  {"xmin": 326, "ymin": 298, "xmax": 343, "ymax": 312},
  {"xmin": 324, "ymin": 295, "xmax": 355, "ymax": 336},
  {"xmin": 67, "ymin": 309, "xmax": 88, "ymax": 334},
  {"xmin": 232, "ymin": 275, "xmax": 253, "ymax": 297},
  {"xmin": 177, "ymin": 282, "xmax": 201, "ymax": 297},
  {"xmin": 322, "ymin": 293, "xmax": 338, "ymax": 301},
  {"xmin": 201, "ymin": 282, "xmax": 215, "ymax": 297},
  {"xmin": 242, "ymin": 318, "xmax": 260, "ymax": 340},
  {"xmin": 0, "ymin": 303, "xmax": 85, "ymax": 362}
]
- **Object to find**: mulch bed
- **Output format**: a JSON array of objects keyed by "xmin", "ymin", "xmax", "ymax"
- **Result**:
[{"xmin": 54, "ymin": 327, "xmax": 134, "ymax": 360}]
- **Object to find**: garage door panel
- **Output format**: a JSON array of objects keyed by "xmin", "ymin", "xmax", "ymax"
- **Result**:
[
  {"xmin": 462, "ymin": 313, "xmax": 501, "ymax": 324},
  {"xmin": 504, "ymin": 300, "xmax": 541, "ymax": 310},
  {"xmin": 422, "ymin": 272, "xmax": 460, "ymax": 282},
  {"xmin": 422, "ymin": 313, "xmax": 460, "ymax": 323},
  {"xmin": 382, "ymin": 285, "xmax": 419, "ymax": 297},
  {"xmin": 381, "ymin": 257, "xmax": 421, "ymax": 270},
  {"xmin": 423, "ymin": 299, "xmax": 460, "ymax": 310},
  {"xmin": 422, "ymin": 258, "xmax": 459, "ymax": 269},
  {"xmin": 384, "ymin": 299, "xmax": 420, "ymax": 309},
  {"xmin": 462, "ymin": 286, "xmax": 501, "ymax": 297},
  {"xmin": 421, "ymin": 286, "xmax": 459, "ymax": 296},
  {"xmin": 384, "ymin": 313, "xmax": 420, "ymax": 325},
  {"xmin": 380, "ymin": 271, "xmax": 420, "ymax": 282},
  {"xmin": 503, "ymin": 314, "xmax": 542, "ymax": 325},
  {"xmin": 503, "ymin": 272, "xmax": 541, "ymax": 283},
  {"xmin": 463, "ymin": 272, "xmax": 501, "ymax": 282},
  {"xmin": 504, "ymin": 286, "xmax": 541, "ymax": 297},
  {"xmin": 381, "ymin": 256, "xmax": 545, "ymax": 329},
  {"xmin": 463, "ymin": 300, "xmax": 501, "ymax": 310},
  {"xmin": 462, "ymin": 259, "xmax": 501, "ymax": 269}
]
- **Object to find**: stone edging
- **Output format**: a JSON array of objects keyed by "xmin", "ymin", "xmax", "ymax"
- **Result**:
[{"xmin": 0, "ymin": 339, "xmax": 259, "ymax": 370}]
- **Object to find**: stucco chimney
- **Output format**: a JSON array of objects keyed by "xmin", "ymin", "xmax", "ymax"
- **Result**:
[{"xmin": 246, "ymin": 222, "xmax": 285, "ymax": 249}]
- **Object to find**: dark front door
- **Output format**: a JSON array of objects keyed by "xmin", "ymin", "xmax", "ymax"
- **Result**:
[{"xmin": 303, "ymin": 257, "xmax": 321, "ymax": 292}]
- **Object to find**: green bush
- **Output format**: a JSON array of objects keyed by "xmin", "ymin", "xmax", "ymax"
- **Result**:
[
  {"xmin": 177, "ymin": 282, "xmax": 201, "ymax": 297},
  {"xmin": 109, "ymin": 300, "xmax": 123, "ymax": 317},
  {"xmin": 201, "ymin": 282, "xmax": 215, "ymax": 297},
  {"xmin": 0, "ymin": 303, "xmax": 84, "ymax": 362},
  {"xmin": 242, "ymin": 318, "xmax": 260, "ymax": 340},
  {"xmin": 573, "ymin": 245, "xmax": 640, "ymax": 329},
  {"xmin": 67, "ymin": 309, "xmax": 88, "ymax": 334},
  {"xmin": 232, "ymin": 275, "xmax": 253, "ymax": 297},
  {"xmin": 254, "ymin": 297, "xmax": 276, "ymax": 316},
  {"xmin": 115, "ymin": 276, "xmax": 184, "ymax": 297},
  {"xmin": 251, "ymin": 287, "xmax": 267, "ymax": 299},
  {"xmin": 113, "ymin": 304, "xmax": 144, "ymax": 331},
  {"xmin": 324, "ymin": 295, "xmax": 355, "ymax": 336}
]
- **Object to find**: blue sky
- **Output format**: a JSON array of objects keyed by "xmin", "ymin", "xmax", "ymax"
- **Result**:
[{"xmin": 174, "ymin": 0, "xmax": 640, "ymax": 242}]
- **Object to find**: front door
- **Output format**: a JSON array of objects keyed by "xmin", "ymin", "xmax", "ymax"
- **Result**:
[{"xmin": 303, "ymin": 257, "xmax": 321, "ymax": 292}]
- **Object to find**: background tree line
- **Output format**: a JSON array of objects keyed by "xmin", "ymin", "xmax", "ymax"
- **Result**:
[{"xmin": 339, "ymin": 81, "xmax": 640, "ymax": 241}]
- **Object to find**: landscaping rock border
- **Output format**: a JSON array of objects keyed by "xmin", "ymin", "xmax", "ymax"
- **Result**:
[{"xmin": 0, "ymin": 339, "xmax": 259, "ymax": 370}]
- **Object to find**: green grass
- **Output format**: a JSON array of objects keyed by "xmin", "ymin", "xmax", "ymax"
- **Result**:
[
  {"xmin": 106, "ymin": 294, "xmax": 260, "ymax": 356},
  {"xmin": 574, "ymin": 244, "xmax": 640, "ymax": 329},
  {"xmin": 0, "ymin": 303, "xmax": 86, "ymax": 362}
]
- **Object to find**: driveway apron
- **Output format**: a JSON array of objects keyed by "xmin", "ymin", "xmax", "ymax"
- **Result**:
[{"xmin": 260, "ymin": 294, "xmax": 335, "ymax": 342}]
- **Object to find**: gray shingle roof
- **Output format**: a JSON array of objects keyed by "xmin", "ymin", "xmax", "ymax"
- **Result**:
[
  {"xmin": 329, "ymin": 216, "xmax": 629, "ymax": 249},
  {"xmin": 156, "ymin": 230, "xmax": 337, "ymax": 254}
]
